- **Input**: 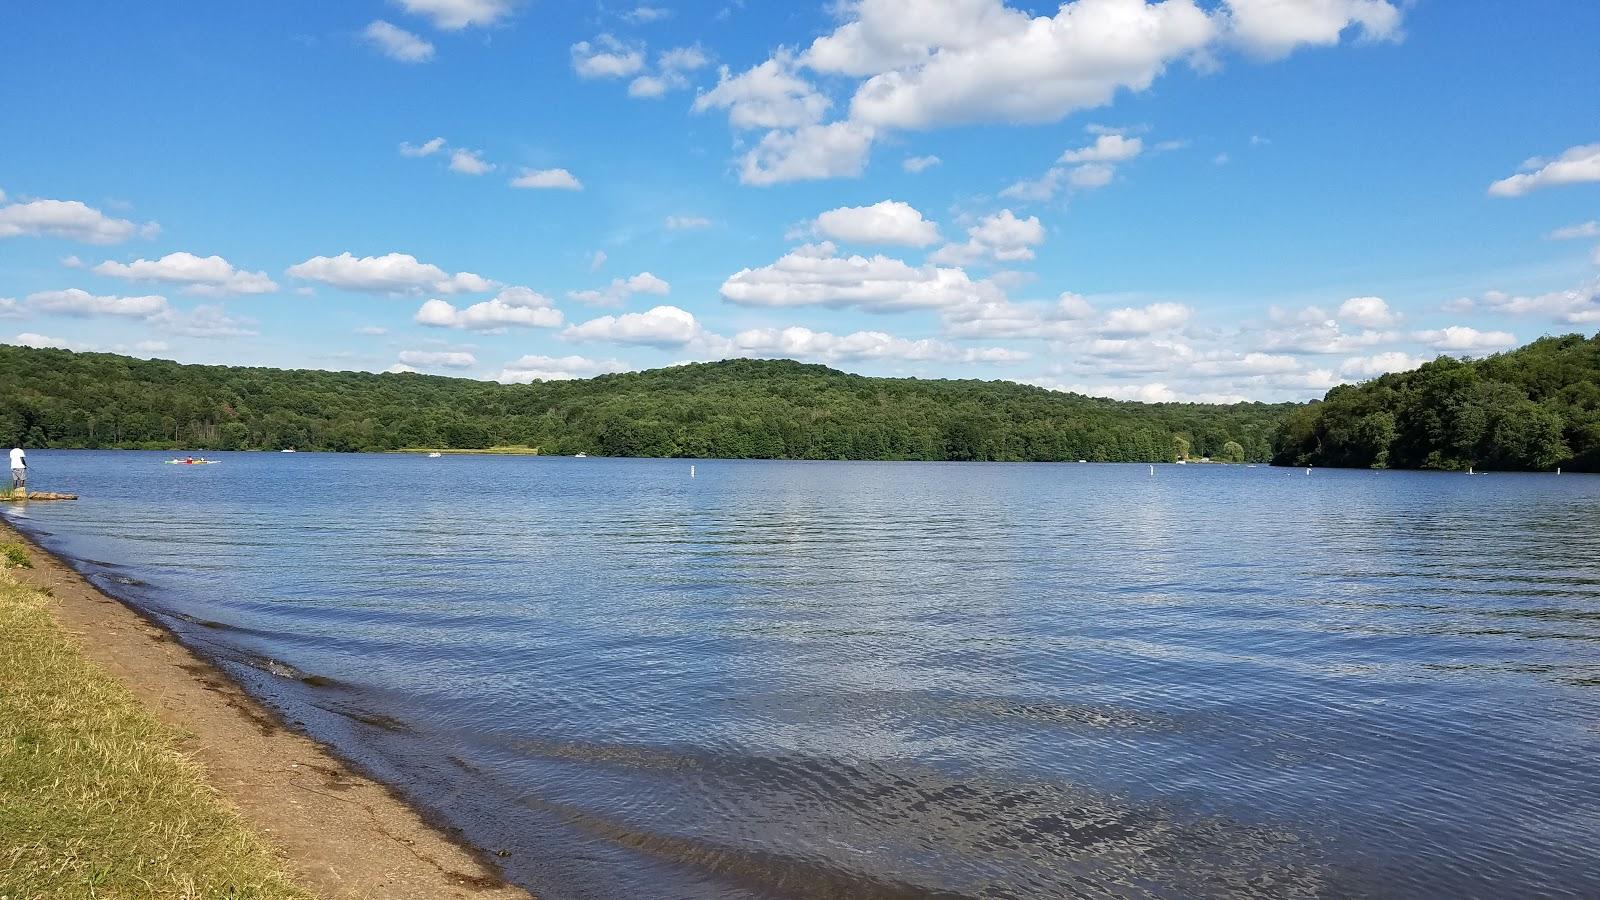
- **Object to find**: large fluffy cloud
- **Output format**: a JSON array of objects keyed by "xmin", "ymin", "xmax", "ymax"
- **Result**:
[
  {"xmin": 738, "ymin": 121, "xmax": 877, "ymax": 186},
  {"xmin": 692, "ymin": 51, "xmax": 830, "ymax": 130},
  {"xmin": 1224, "ymin": 0, "xmax": 1402, "ymax": 59},
  {"xmin": 700, "ymin": 0, "xmax": 1406, "ymax": 184},
  {"xmin": 1412, "ymin": 326, "xmax": 1517, "ymax": 352},
  {"xmin": 93, "ymin": 251, "xmax": 278, "ymax": 296},
  {"xmin": 812, "ymin": 200, "xmax": 940, "ymax": 247},
  {"xmin": 930, "ymin": 210, "xmax": 1044, "ymax": 265},
  {"xmin": 415, "ymin": 287, "xmax": 563, "ymax": 330},
  {"xmin": 0, "ymin": 198, "xmax": 158, "ymax": 244},
  {"xmin": 721, "ymin": 242, "xmax": 1001, "ymax": 311},
  {"xmin": 1336, "ymin": 295, "xmax": 1398, "ymax": 328},
  {"xmin": 563, "ymin": 304, "xmax": 708, "ymax": 347},
  {"xmin": 27, "ymin": 288, "xmax": 169, "ymax": 318},
  {"xmin": 286, "ymin": 252, "xmax": 494, "ymax": 295},
  {"xmin": 1100, "ymin": 302, "xmax": 1192, "ymax": 336},
  {"xmin": 1488, "ymin": 143, "xmax": 1600, "ymax": 197},
  {"xmin": 941, "ymin": 292, "xmax": 1098, "ymax": 339}
]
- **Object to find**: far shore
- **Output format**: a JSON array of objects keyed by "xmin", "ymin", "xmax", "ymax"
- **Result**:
[
  {"xmin": 394, "ymin": 446, "xmax": 545, "ymax": 455},
  {"xmin": 0, "ymin": 519, "xmax": 533, "ymax": 900}
]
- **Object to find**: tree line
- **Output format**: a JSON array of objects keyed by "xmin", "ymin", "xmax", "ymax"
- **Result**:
[
  {"xmin": 0, "ymin": 346, "xmax": 1289, "ymax": 463},
  {"xmin": 1272, "ymin": 333, "xmax": 1600, "ymax": 471}
]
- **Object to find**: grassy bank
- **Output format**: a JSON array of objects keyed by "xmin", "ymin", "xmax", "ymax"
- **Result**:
[{"xmin": 0, "ymin": 555, "xmax": 308, "ymax": 899}]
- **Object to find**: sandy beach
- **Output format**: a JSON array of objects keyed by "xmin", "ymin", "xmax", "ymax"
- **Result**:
[{"xmin": 2, "ymin": 519, "xmax": 532, "ymax": 900}]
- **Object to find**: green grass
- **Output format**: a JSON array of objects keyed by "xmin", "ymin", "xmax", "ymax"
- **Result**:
[
  {"xmin": 0, "ymin": 542, "xmax": 32, "ymax": 569},
  {"xmin": 0, "ymin": 571, "xmax": 310, "ymax": 899}
]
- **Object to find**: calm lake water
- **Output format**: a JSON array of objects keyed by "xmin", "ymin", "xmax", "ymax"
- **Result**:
[{"xmin": 8, "ymin": 451, "xmax": 1600, "ymax": 898}]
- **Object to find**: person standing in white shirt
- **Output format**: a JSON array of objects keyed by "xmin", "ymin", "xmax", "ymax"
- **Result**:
[{"xmin": 9, "ymin": 446, "xmax": 25, "ymax": 493}]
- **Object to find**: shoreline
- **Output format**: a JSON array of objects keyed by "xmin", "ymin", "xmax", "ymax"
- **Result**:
[{"xmin": 1, "ymin": 519, "xmax": 533, "ymax": 900}]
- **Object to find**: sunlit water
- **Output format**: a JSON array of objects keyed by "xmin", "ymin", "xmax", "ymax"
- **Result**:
[{"xmin": 8, "ymin": 451, "xmax": 1600, "ymax": 898}]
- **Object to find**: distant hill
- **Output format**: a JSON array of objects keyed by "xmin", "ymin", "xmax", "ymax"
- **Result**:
[
  {"xmin": 1273, "ymin": 333, "xmax": 1600, "ymax": 472},
  {"xmin": 0, "ymin": 346, "xmax": 1291, "ymax": 462}
]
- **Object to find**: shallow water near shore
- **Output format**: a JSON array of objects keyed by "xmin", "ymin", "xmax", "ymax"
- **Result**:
[{"xmin": 8, "ymin": 450, "xmax": 1600, "ymax": 898}]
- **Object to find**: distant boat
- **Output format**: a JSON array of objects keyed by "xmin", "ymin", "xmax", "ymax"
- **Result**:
[
  {"xmin": 574, "ymin": 452, "xmax": 588, "ymax": 458},
  {"xmin": 166, "ymin": 458, "xmax": 218, "ymax": 465},
  {"xmin": 427, "ymin": 452, "xmax": 442, "ymax": 458},
  {"xmin": 1175, "ymin": 459, "xmax": 1187, "ymax": 465},
  {"xmin": 1078, "ymin": 459, "xmax": 1087, "ymax": 463},
  {"xmin": 280, "ymin": 448, "xmax": 296, "ymax": 453}
]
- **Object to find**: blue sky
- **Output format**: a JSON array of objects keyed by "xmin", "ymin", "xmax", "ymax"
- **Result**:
[{"xmin": 2, "ymin": 0, "xmax": 1597, "ymax": 401}]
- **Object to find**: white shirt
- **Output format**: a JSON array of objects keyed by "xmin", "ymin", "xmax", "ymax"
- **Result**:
[{"xmin": 9, "ymin": 448, "xmax": 23, "ymax": 469}]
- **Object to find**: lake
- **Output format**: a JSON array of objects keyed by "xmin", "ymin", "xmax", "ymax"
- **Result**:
[{"xmin": 7, "ymin": 451, "xmax": 1600, "ymax": 898}]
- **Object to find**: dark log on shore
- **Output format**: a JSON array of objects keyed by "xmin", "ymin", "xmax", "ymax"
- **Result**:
[{"xmin": 2, "ymin": 492, "xmax": 78, "ymax": 501}]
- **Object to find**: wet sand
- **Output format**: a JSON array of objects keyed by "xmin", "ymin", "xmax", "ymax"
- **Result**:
[{"xmin": 2, "ymin": 520, "xmax": 533, "ymax": 900}]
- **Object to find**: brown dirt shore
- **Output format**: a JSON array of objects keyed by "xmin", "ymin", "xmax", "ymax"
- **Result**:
[{"xmin": 2, "ymin": 520, "xmax": 534, "ymax": 900}]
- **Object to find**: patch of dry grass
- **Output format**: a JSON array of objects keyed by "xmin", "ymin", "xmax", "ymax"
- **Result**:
[{"xmin": 0, "ymin": 571, "xmax": 310, "ymax": 899}]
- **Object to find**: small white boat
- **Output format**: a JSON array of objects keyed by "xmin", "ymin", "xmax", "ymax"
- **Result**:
[
  {"xmin": 427, "ymin": 452, "xmax": 442, "ymax": 458},
  {"xmin": 574, "ymin": 452, "xmax": 588, "ymax": 458},
  {"xmin": 281, "ymin": 448, "xmax": 296, "ymax": 453}
]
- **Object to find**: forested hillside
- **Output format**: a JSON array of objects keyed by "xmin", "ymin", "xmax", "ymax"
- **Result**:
[
  {"xmin": 0, "ymin": 345, "xmax": 1290, "ymax": 462},
  {"xmin": 1273, "ymin": 333, "xmax": 1600, "ymax": 472}
]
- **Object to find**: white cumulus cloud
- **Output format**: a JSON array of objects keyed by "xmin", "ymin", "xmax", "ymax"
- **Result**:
[
  {"xmin": 567, "ymin": 272, "xmax": 671, "ymax": 307},
  {"xmin": 1336, "ymin": 295, "xmax": 1398, "ymax": 328},
  {"xmin": 1412, "ymin": 326, "xmax": 1517, "ymax": 352},
  {"xmin": 813, "ymin": 200, "xmax": 940, "ymax": 247},
  {"xmin": 1340, "ymin": 351, "xmax": 1428, "ymax": 378},
  {"xmin": 498, "ymin": 354, "xmax": 634, "ymax": 383},
  {"xmin": 1059, "ymin": 133, "xmax": 1143, "ymax": 163},
  {"xmin": 363, "ymin": 20, "xmax": 434, "ymax": 63},
  {"xmin": 400, "ymin": 137, "xmax": 446, "ymax": 157},
  {"xmin": 1100, "ymin": 302, "xmax": 1192, "ymax": 336},
  {"xmin": 738, "ymin": 121, "xmax": 877, "ymax": 186},
  {"xmin": 415, "ymin": 286, "xmax": 563, "ymax": 330},
  {"xmin": 449, "ymin": 148, "xmax": 494, "ymax": 174},
  {"xmin": 286, "ymin": 252, "xmax": 495, "ymax": 295},
  {"xmin": 27, "ymin": 288, "xmax": 169, "ymax": 318},
  {"xmin": 722, "ymin": 242, "xmax": 1001, "ymax": 311},
  {"xmin": 693, "ymin": 51, "xmax": 830, "ymax": 130},
  {"xmin": 394, "ymin": 0, "xmax": 514, "ymax": 30},
  {"xmin": 0, "ymin": 198, "xmax": 158, "ymax": 244},
  {"xmin": 1224, "ymin": 0, "xmax": 1402, "ymax": 60},
  {"xmin": 930, "ymin": 209, "xmax": 1044, "ymax": 265},
  {"xmin": 398, "ymin": 349, "xmax": 477, "ymax": 369},
  {"xmin": 572, "ymin": 35, "xmax": 645, "ymax": 78},
  {"xmin": 510, "ymin": 168, "xmax": 583, "ymax": 190},
  {"xmin": 1489, "ymin": 143, "xmax": 1600, "ymax": 197},
  {"xmin": 1549, "ymin": 220, "xmax": 1600, "ymax": 240},
  {"xmin": 563, "ymin": 304, "xmax": 708, "ymax": 347},
  {"xmin": 93, "ymin": 251, "xmax": 278, "ymax": 296},
  {"xmin": 733, "ymin": 325, "xmax": 1026, "ymax": 365}
]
